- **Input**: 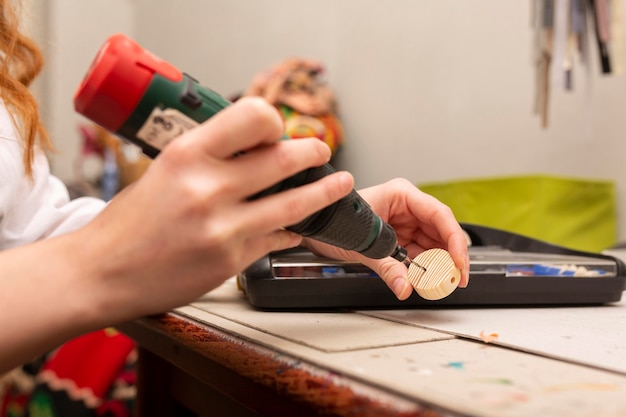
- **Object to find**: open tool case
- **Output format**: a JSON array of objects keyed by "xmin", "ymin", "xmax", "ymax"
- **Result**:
[{"xmin": 237, "ymin": 224, "xmax": 626, "ymax": 310}]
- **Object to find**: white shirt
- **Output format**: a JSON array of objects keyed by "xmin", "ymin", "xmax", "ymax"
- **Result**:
[{"xmin": 0, "ymin": 104, "xmax": 105, "ymax": 249}]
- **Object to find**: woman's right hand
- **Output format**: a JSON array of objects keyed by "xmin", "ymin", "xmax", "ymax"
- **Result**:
[{"xmin": 74, "ymin": 97, "xmax": 354, "ymax": 323}]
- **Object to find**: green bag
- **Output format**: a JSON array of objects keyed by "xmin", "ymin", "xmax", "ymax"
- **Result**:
[{"xmin": 418, "ymin": 175, "xmax": 616, "ymax": 253}]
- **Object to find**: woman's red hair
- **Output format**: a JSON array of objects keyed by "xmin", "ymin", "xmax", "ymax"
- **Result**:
[{"xmin": 0, "ymin": 0, "xmax": 52, "ymax": 178}]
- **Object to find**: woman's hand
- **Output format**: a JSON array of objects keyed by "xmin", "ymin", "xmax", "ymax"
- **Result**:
[
  {"xmin": 303, "ymin": 178, "xmax": 470, "ymax": 300},
  {"xmin": 75, "ymin": 97, "xmax": 355, "ymax": 322}
]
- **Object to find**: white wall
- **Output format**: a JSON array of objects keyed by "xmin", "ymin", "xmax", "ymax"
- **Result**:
[
  {"xmin": 39, "ymin": 0, "xmax": 135, "ymax": 181},
  {"xmin": 40, "ymin": 1, "xmax": 626, "ymax": 243}
]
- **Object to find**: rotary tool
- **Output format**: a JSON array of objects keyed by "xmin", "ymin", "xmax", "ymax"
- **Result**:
[{"xmin": 73, "ymin": 33, "xmax": 407, "ymax": 261}]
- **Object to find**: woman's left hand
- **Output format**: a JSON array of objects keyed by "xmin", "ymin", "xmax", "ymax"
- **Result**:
[{"xmin": 303, "ymin": 178, "xmax": 470, "ymax": 300}]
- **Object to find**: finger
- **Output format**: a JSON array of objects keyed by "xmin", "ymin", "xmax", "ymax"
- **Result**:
[
  {"xmin": 423, "ymin": 207, "xmax": 470, "ymax": 287},
  {"xmin": 403, "ymin": 191, "xmax": 470, "ymax": 287},
  {"xmin": 360, "ymin": 257, "xmax": 413, "ymax": 301},
  {"xmin": 415, "ymin": 228, "xmax": 469, "ymax": 288},
  {"xmin": 236, "ymin": 170, "xmax": 354, "ymax": 235},
  {"xmin": 241, "ymin": 230, "xmax": 304, "ymax": 267},
  {"xmin": 226, "ymin": 138, "xmax": 332, "ymax": 200},
  {"xmin": 411, "ymin": 231, "xmax": 469, "ymax": 288},
  {"xmin": 181, "ymin": 97, "xmax": 285, "ymax": 159},
  {"xmin": 448, "ymin": 231, "xmax": 470, "ymax": 288},
  {"xmin": 407, "ymin": 228, "xmax": 469, "ymax": 289}
]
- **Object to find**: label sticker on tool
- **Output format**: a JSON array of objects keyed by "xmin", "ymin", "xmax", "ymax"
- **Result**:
[{"xmin": 136, "ymin": 108, "xmax": 200, "ymax": 150}]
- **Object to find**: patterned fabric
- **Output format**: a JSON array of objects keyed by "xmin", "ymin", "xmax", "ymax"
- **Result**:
[
  {"xmin": 279, "ymin": 104, "xmax": 344, "ymax": 157},
  {"xmin": 0, "ymin": 329, "xmax": 136, "ymax": 417},
  {"xmin": 242, "ymin": 58, "xmax": 345, "ymax": 156}
]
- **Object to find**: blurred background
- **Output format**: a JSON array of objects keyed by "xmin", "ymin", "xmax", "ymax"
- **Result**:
[{"xmin": 26, "ymin": 0, "xmax": 626, "ymax": 247}]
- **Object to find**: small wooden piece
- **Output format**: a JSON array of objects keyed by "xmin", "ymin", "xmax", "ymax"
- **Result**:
[{"xmin": 407, "ymin": 248, "xmax": 460, "ymax": 300}]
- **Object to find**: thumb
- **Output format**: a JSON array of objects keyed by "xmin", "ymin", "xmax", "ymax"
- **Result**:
[{"xmin": 362, "ymin": 258, "xmax": 413, "ymax": 301}]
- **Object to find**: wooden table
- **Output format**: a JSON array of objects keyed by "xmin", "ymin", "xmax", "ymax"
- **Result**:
[
  {"xmin": 119, "ymin": 312, "xmax": 437, "ymax": 417},
  {"xmin": 118, "ymin": 279, "xmax": 626, "ymax": 417}
]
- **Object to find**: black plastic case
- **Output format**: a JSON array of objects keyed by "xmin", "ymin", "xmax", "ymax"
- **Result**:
[{"xmin": 237, "ymin": 224, "xmax": 626, "ymax": 310}]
